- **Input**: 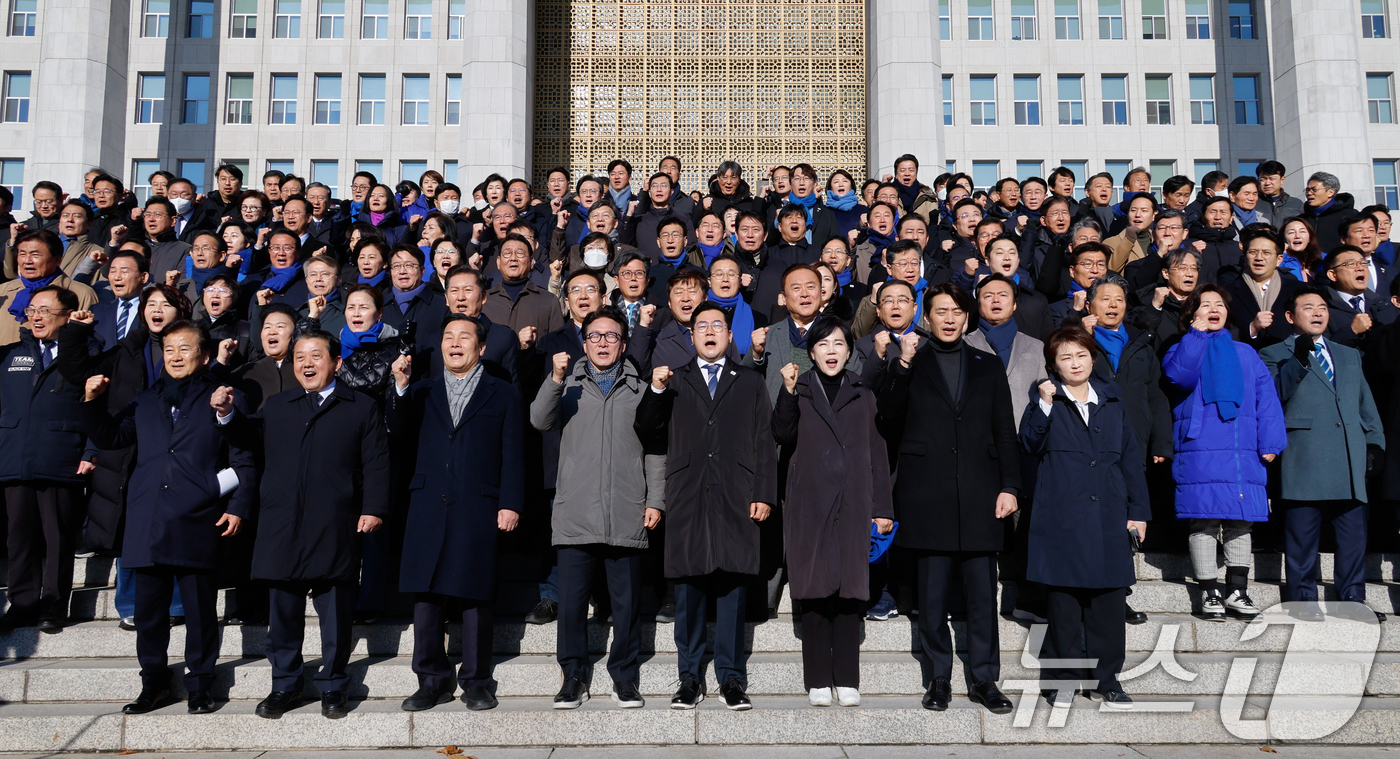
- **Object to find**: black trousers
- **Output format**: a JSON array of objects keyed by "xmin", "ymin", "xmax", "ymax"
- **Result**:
[
  {"xmin": 1281, "ymin": 499, "xmax": 1369, "ymax": 602},
  {"xmin": 1042, "ymin": 585, "xmax": 1127, "ymax": 692},
  {"xmin": 265, "ymin": 580, "xmax": 355, "ymax": 694},
  {"xmin": 916, "ymin": 551, "xmax": 999, "ymax": 685},
  {"xmin": 411, "ymin": 594, "xmax": 494, "ymax": 691},
  {"xmin": 557, "ymin": 544, "xmax": 643, "ymax": 685},
  {"xmin": 798, "ymin": 596, "xmax": 862, "ymax": 689},
  {"xmin": 675, "ymin": 571, "xmax": 749, "ymax": 686},
  {"xmin": 4, "ymin": 483, "xmax": 83, "ymax": 620},
  {"xmin": 134, "ymin": 566, "xmax": 219, "ymax": 692}
]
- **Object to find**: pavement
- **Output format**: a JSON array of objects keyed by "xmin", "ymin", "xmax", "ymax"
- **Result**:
[{"xmin": 5, "ymin": 746, "xmax": 1400, "ymax": 758}]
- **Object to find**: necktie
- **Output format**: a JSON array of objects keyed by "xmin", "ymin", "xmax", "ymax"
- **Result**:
[
  {"xmin": 1314, "ymin": 343, "xmax": 1335, "ymax": 385},
  {"xmin": 307, "ymin": 391, "xmax": 322, "ymax": 409},
  {"xmin": 626, "ymin": 302, "xmax": 639, "ymax": 330},
  {"xmin": 39, "ymin": 342, "xmax": 52, "ymax": 369},
  {"xmin": 704, "ymin": 363, "xmax": 720, "ymax": 398},
  {"xmin": 1369, "ymin": 260, "xmax": 1379, "ymax": 291},
  {"xmin": 1352, "ymin": 295, "xmax": 1365, "ymax": 313},
  {"xmin": 116, "ymin": 300, "xmax": 132, "ymax": 340}
]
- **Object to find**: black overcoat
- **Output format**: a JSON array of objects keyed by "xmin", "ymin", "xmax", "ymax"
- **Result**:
[{"xmin": 0, "ymin": 332, "xmax": 88, "ymax": 484}]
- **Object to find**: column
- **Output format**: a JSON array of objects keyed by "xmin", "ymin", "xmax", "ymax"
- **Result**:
[
  {"xmin": 461, "ymin": 0, "xmax": 533, "ymax": 182},
  {"xmin": 868, "ymin": 0, "xmax": 944, "ymax": 179}
]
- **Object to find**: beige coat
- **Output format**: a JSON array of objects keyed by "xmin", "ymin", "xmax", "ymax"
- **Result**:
[{"xmin": 0, "ymin": 273, "xmax": 99, "ymax": 345}]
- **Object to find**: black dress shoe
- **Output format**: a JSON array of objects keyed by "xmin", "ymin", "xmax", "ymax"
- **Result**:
[
  {"xmin": 321, "ymin": 690, "xmax": 350, "ymax": 718},
  {"xmin": 462, "ymin": 685, "xmax": 498, "ymax": 711},
  {"xmin": 0, "ymin": 610, "xmax": 38, "ymax": 632},
  {"xmin": 123, "ymin": 687, "xmax": 174, "ymax": 714},
  {"xmin": 187, "ymin": 690, "xmax": 216, "ymax": 714},
  {"xmin": 118, "ymin": 616, "xmax": 137, "ymax": 631},
  {"xmin": 1125, "ymin": 605, "xmax": 1148, "ymax": 625},
  {"xmin": 670, "ymin": 677, "xmax": 705, "ymax": 709},
  {"xmin": 255, "ymin": 690, "xmax": 303, "ymax": 718},
  {"xmin": 169, "ymin": 616, "xmax": 185, "ymax": 627},
  {"xmin": 922, "ymin": 677, "xmax": 951, "ymax": 711},
  {"xmin": 352, "ymin": 611, "xmax": 379, "ymax": 625},
  {"xmin": 552, "ymin": 677, "xmax": 589, "ymax": 709},
  {"xmin": 719, "ymin": 679, "xmax": 751, "ymax": 711},
  {"xmin": 968, "ymin": 681, "xmax": 1013, "ymax": 714},
  {"xmin": 35, "ymin": 618, "xmax": 64, "ymax": 634},
  {"xmin": 1333, "ymin": 602, "xmax": 1387, "ymax": 624},
  {"xmin": 1289, "ymin": 603, "xmax": 1326, "ymax": 622},
  {"xmin": 524, "ymin": 598, "xmax": 558, "ymax": 625},
  {"xmin": 401, "ymin": 684, "xmax": 454, "ymax": 711}
]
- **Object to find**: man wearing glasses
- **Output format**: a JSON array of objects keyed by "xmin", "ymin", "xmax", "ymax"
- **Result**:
[
  {"xmin": 127, "ymin": 197, "xmax": 193, "ymax": 281},
  {"xmin": 530, "ymin": 304, "xmax": 663, "ymax": 710},
  {"xmin": 1322, "ymin": 245, "xmax": 1398, "ymax": 349},
  {"xmin": 0, "ymin": 230, "xmax": 98, "ymax": 346},
  {"xmin": 1048, "ymin": 242, "xmax": 1111, "ymax": 328}
]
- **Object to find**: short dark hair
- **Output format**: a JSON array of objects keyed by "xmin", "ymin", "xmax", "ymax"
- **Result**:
[
  {"xmin": 607, "ymin": 159, "xmax": 633, "ymax": 176},
  {"xmin": 141, "ymin": 283, "xmax": 194, "ymax": 323},
  {"xmin": 216, "ymin": 163, "xmax": 245, "ymax": 182},
  {"xmin": 345, "ymin": 282, "xmax": 385, "ymax": 311},
  {"xmin": 691, "ymin": 300, "xmax": 731, "ymax": 327},
  {"xmin": 445, "ymin": 264, "xmax": 487, "ymax": 290},
  {"xmin": 777, "ymin": 204, "xmax": 808, "ymax": 224},
  {"xmin": 145, "ymin": 196, "xmax": 176, "ymax": 216},
  {"xmin": 294, "ymin": 328, "xmax": 341, "ymax": 358},
  {"xmin": 565, "ymin": 267, "xmax": 606, "ymax": 292},
  {"xmin": 262, "ymin": 169, "xmax": 286, "ymax": 183},
  {"xmin": 781, "ymin": 262, "xmax": 820, "ymax": 289},
  {"xmin": 975, "ymin": 272, "xmax": 1019, "ymax": 302},
  {"xmin": 656, "ymin": 215, "xmax": 688, "ymax": 237},
  {"xmin": 203, "ymin": 273, "xmax": 241, "ymax": 301},
  {"xmin": 612, "ymin": 249, "xmax": 650, "ymax": 275},
  {"xmin": 1285, "ymin": 284, "xmax": 1330, "ymax": 313},
  {"xmin": 1228, "ymin": 176, "xmax": 1260, "ymax": 195},
  {"xmin": 805, "ymin": 315, "xmax": 853, "ymax": 355},
  {"xmin": 108, "ymin": 247, "xmax": 150, "ymax": 273},
  {"xmin": 1043, "ymin": 326, "xmax": 1098, "ymax": 378},
  {"xmin": 161, "ymin": 319, "xmax": 213, "ymax": 358},
  {"xmin": 61, "ymin": 199, "xmax": 93, "ymax": 221},
  {"xmin": 1163, "ymin": 175, "xmax": 1196, "ymax": 195},
  {"xmin": 894, "ymin": 154, "xmax": 920, "ymax": 171},
  {"xmin": 1070, "ymin": 241, "xmax": 1113, "ymax": 265},
  {"xmin": 1338, "ymin": 213, "xmax": 1378, "ymax": 242},
  {"xmin": 1048, "ymin": 166, "xmax": 1077, "ymax": 185},
  {"xmin": 884, "ymin": 239, "xmax": 922, "ymax": 264},
  {"xmin": 14, "ymin": 229, "xmax": 63, "ymax": 260},
  {"xmin": 261, "ymin": 302, "xmax": 300, "ymax": 325},
  {"xmin": 31, "ymin": 285, "xmax": 78, "ymax": 312},
  {"xmin": 1241, "ymin": 224, "xmax": 1284, "ymax": 252},
  {"xmin": 1201, "ymin": 170, "xmax": 1230, "ymax": 191},
  {"xmin": 499, "ymin": 233, "xmax": 534, "ymax": 258},
  {"xmin": 441, "ymin": 312, "xmax": 488, "ymax": 343},
  {"xmin": 1257, "ymin": 160, "xmax": 1287, "ymax": 178},
  {"xmin": 389, "ymin": 242, "xmax": 425, "ymax": 268},
  {"xmin": 1178, "ymin": 283, "xmax": 1232, "ymax": 334},
  {"xmin": 582, "ymin": 305, "xmax": 630, "ymax": 344},
  {"xmin": 1124, "ymin": 192, "xmax": 1158, "ymax": 212},
  {"xmin": 923, "ymin": 281, "xmax": 974, "ymax": 319},
  {"xmin": 667, "ymin": 268, "xmax": 707, "ymax": 293}
]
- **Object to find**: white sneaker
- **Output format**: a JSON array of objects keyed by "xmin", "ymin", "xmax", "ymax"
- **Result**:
[
  {"xmin": 808, "ymin": 687, "xmax": 832, "ymax": 707},
  {"xmin": 835, "ymin": 687, "xmax": 861, "ymax": 707},
  {"xmin": 1224, "ymin": 589, "xmax": 1261, "ymax": 619},
  {"xmin": 1199, "ymin": 590, "xmax": 1226, "ymax": 622}
]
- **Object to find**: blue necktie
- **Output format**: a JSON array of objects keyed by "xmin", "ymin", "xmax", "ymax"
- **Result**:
[
  {"xmin": 1314, "ymin": 343, "xmax": 1334, "ymax": 385},
  {"xmin": 704, "ymin": 363, "xmax": 720, "ymax": 398},
  {"xmin": 116, "ymin": 299, "xmax": 132, "ymax": 340}
]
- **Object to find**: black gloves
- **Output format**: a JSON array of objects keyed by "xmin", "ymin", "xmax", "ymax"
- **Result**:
[
  {"xmin": 1293, "ymin": 335, "xmax": 1312, "ymax": 368},
  {"xmin": 1367, "ymin": 444, "xmax": 1384, "ymax": 476}
]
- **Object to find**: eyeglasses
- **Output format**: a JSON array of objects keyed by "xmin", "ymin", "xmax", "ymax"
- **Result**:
[
  {"xmin": 390, "ymin": 263, "xmax": 421, "ymax": 272},
  {"xmin": 709, "ymin": 270, "xmax": 738, "ymax": 280},
  {"xmin": 145, "ymin": 211, "xmax": 169, "ymax": 219},
  {"xmin": 23, "ymin": 307, "xmax": 66, "ymax": 318},
  {"xmin": 205, "ymin": 287, "xmax": 233, "ymax": 296},
  {"xmin": 1168, "ymin": 264, "xmax": 1200, "ymax": 272},
  {"xmin": 191, "ymin": 244, "xmax": 220, "ymax": 254},
  {"xmin": 92, "ymin": 189, "xmax": 116, "ymax": 197},
  {"xmin": 241, "ymin": 205, "xmax": 262, "ymax": 212},
  {"xmin": 1156, "ymin": 224, "xmax": 1184, "ymax": 232},
  {"xmin": 659, "ymin": 231, "xmax": 686, "ymax": 239},
  {"xmin": 1331, "ymin": 259, "xmax": 1368, "ymax": 271},
  {"xmin": 879, "ymin": 295, "xmax": 914, "ymax": 306},
  {"xmin": 584, "ymin": 331, "xmax": 622, "ymax": 344},
  {"xmin": 890, "ymin": 259, "xmax": 921, "ymax": 270},
  {"xmin": 1075, "ymin": 260, "xmax": 1108, "ymax": 271},
  {"xmin": 692, "ymin": 320, "xmax": 728, "ymax": 334},
  {"xmin": 499, "ymin": 250, "xmax": 531, "ymax": 260},
  {"xmin": 618, "ymin": 270, "xmax": 647, "ymax": 281},
  {"xmin": 567, "ymin": 285, "xmax": 600, "ymax": 295}
]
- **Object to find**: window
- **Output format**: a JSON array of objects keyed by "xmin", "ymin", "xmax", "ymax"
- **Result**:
[
  {"xmin": 1101, "ymin": 75, "xmax": 1127, "ymax": 124},
  {"xmin": 187, "ymin": 0, "xmax": 214, "ymax": 36},
  {"xmin": 1369, "ymin": 74, "xmax": 1394, "ymax": 124},
  {"xmin": 968, "ymin": 0, "xmax": 993, "ymax": 39},
  {"xmin": 270, "ymin": 74, "xmax": 297, "ymax": 124},
  {"xmin": 224, "ymin": 160, "xmax": 250, "ymax": 181},
  {"xmin": 1017, "ymin": 161, "xmax": 1043, "ymax": 181},
  {"xmin": 1194, "ymin": 160, "xmax": 1219, "ymax": 182},
  {"xmin": 401, "ymin": 160, "xmax": 427, "ymax": 183},
  {"xmin": 1148, "ymin": 160, "xmax": 1174, "ymax": 195},
  {"xmin": 970, "ymin": 75, "xmax": 996, "ymax": 125},
  {"xmin": 226, "ymin": 73, "xmax": 253, "ymax": 123},
  {"xmin": 405, "ymin": 0, "xmax": 431, "ymax": 38},
  {"xmin": 182, "ymin": 74, "xmax": 209, "ymax": 124},
  {"xmin": 355, "ymin": 160, "xmax": 383, "ymax": 183},
  {"xmin": 359, "ymin": 74, "xmax": 385, "ymax": 124},
  {"xmin": 2, "ymin": 71, "xmax": 30, "ymax": 123},
  {"xmin": 1105, "ymin": 160, "xmax": 1131, "ymax": 202},
  {"xmin": 9, "ymin": 0, "xmax": 35, "ymax": 36},
  {"xmin": 449, "ymin": 0, "xmax": 465, "ymax": 39},
  {"xmin": 1014, "ymin": 76, "xmax": 1040, "ymax": 125},
  {"xmin": 1228, "ymin": 0, "xmax": 1254, "ymax": 38},
  {"xmin": 1234, "ymin": 74, "xmax": 1260, "ymax": 124},
  {"xmin": 1057, "ymin": 75, "xmax": 1084, "ymax": 125},
  {"xmin": 1141, "ymin": 0, "xmax": 1166, "ymax": 38},
  {"xmin": 403, "ymin": 74, "xmax": 429, "ymax": 125},
  {"xmin": 972, "ymin": 161, "xmax": 999, "ymax": 191},
  {"xmin": 133, "ymin": 160, "xmax": 160, "ymax": 203},
  {"xmin": 442, "ymin": 160, "xmax": 458, "ymax": 185},
  {"xmin": 363, "ymin": 0, "xmax": 388, "ymax": 38},
  {"xmin": 942, "ymin": 75, "xmax": 954, "ymax": 125},
  {"xmin": 275, "ymin": 0, "xmax": 299, "ymax": 37},
  {"xmin": 1061, "ymin": 160, "xmax": 1088, "ymax": 198},
  {"xmin": 267, "ymin": 159, "xmax": 294, "ymax": 176},
  {"xmin": 315, "ymin": 74, "xmax": 341, "ymax": 124},
  {"xmin": 1145, "ymin": 74, "xmax": 1171, "ymax": 124},
  {"xmin": 319, "ymin": 0, "xmax": 344, "ymax": 37},
  {"xmin": 1011, "ymin": 0, "xmax": 1037, "ymax": 39},
  {"xmin": 143, "ymin": 0, "xmax": 170, "ymax": 37},
  {"xmin": 1185, "ymin": 0, "xmax": 1209, "ymax": 37},
  {"xmin": 1237, "ymin": 159, "xmax": 1261, "ymax": 177},
  {"xmin": 1098, "ymin": 0, "xmax": 1123, "ymax": 38},
  {"xmin": 138, "ymin": 74, "xmax": 165, "ymax": 123},
  {"xmin": 1189, "ymin": 75, "xmax": 1216, "ymax": 124},
  {"xmin": 311, "ymin": 160, "xmax": 339, "ymax": 195},
  {"xmin": 0, "ymin": 160, "xmax": 22, "ymax": 210},
  {"xmin": 1376, "ymin": 160, "xmax": 1399, "ymax": 207},
  {"xmin": 946, "ymin": 160, "xmax": 957, "ymax": 174},
  {"xmin": 1055, "ymin": 0, "xmax": 1080, "ymax": 38},
  {"xmin": 940, "ymin": 0, "xmax": 951, "ymax": 39},
  {"xmin": 1362, "ymin": 0, "xmax": 1387, "ymax": 37},
  {"xmin": 231, "ymin": 0, "xmax": 257, "ymax": 37},
  {"xmin": 446, "ymin": 74, "xmax": 461, "ymax": 125},
  {"xmin": 178, "ymin": 160, "xmax": 205, "ymax": 194}
]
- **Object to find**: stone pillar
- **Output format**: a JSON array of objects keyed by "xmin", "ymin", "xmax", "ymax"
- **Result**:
[
  {"xmin": 1269, "ymin": 0, "xmax": 1373, "ymax": 197},
  {"xmin": 868, "ymin": 0, "xmax": 944, "ymax": 180},
  {"xmin": 28, "ymin": 0, "xmax": 130, "ymax": 191},
  {"xmin": 461, "ymin": 0, "xmax": 533, "ymax": 182}
]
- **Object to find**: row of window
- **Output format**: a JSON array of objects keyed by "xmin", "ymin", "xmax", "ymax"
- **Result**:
[
  {"xmin": 940, "ymin": 73, "xmax": 1272, "ymax": 126},
  {"xmin": 142, "ymin": 0, "xmax": 463, "ymax": 41},
  {"xmin": 126, "ymin": 158, "xmax": 458, "ymax": 200}
]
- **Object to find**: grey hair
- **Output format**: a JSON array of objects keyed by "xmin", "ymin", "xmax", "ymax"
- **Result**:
[
  {"xmin": 1155, "ymin": 208, "xmax": 1187, "ymax": 225},
  {"xmin": 1309, "ymin": 172, "xmax": 1341, "ymax": 193},
  {"xmin": 1164, "ymin": 247, "xmax": 1200, "ymax": 270},
  {"xmin": 306, "ymin": 182, "xmax": 331, "ymax": 192},
  {"xmin": 1087, "ymin": 272, "xmax": 1130, "ymax": 303},
  {"xmin": 1070, "ymin": 218, "xmax": 1105, "ymax": 238},
  {"xmin": 717, "ymin": 160, "xmax": 743, "ymax": 178}
]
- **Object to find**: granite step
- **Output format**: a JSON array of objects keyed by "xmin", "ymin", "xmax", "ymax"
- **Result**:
[{"xmin": 1, "ymin": 695, "xmax": 1398, "ymax": 751}]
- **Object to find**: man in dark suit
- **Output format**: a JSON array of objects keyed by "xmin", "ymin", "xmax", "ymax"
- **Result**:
[
  {"xmin": 304, "ymin": 184, "xmax": 348, "ymax": 258},
  {"xmin": 877, "ymin": 281, "xmax": 1019, "ymax": 715},
  {"xmin": 381, "ymin": 245, "xmax": 448, "ymax": 371},
  {"xmin": 91, "ymin": 249, "xmax": 149, "ymax": 349},
  {"xmin": 1322, "ymin": 245, "xmax": 1398, "ymax": 351},
  {"xmin": 212, "ymin": 329, "xmax": 392, "ymax": 720},
  {"xmin": 762, "ymin": 163, "xmax": 839, "ymax": 250},
  {"xmin": 82, "ymin": 320, "xmax": 256, "ymax": 714},
  {"xmin": 635, "ymin": 301, "xmax": 778, "ymax": 711},
  {"xmin": 631, "ymin": 269, "xmax": 739, "ymax": 378},
  {"xmin": 441, "ymin": 265, "xmax": 518, "ymax": 383},
  {"xmin": 1223, "ymin": 225, "xmax": 1303, "ymax": 350},
  {"xmin": 752, "ymin": 206, "xmax": 818, "ymax": 321},
  {"xmin": 391, "ymin": 314, "xmax": 525, "ymax": 712}
]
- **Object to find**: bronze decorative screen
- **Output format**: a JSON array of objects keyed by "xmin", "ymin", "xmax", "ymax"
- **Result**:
[{"xmin": 532, "ymin": 0, "xmax": 868, "ymax": 193}]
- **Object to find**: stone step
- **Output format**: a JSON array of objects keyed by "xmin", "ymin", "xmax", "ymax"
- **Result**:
[
  {"xmin": 5, "ymin": 650, "xmax": 1400, "ymax": 703},
  {"xmin": 1, "ymin": 695, "xmax": 1398, "ymax": 751}
]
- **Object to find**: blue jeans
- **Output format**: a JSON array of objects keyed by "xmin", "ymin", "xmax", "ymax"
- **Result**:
[{"xmin": 115, "ymin": 558, "xmax": 184, "ymax": 618}]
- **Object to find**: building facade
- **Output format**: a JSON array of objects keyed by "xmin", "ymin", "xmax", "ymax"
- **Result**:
[{"xmin": 0, "ymin": 0, "xmax": 1396, "ymax": 209}]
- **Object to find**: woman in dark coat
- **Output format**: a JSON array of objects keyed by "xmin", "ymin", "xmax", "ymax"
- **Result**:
[
  {"xmin": 1019, "ymin": 326, "xmax": 1150, "ymax": 709},
  {"xmin": 772, "ymin": 316, "xmax": 893, "ymax": 708},
  {"xmin": 356, "ymin": 184, "xmax": 410, "ymax": 248},
  {"xmin": 329, "ymin": 284, "xmax": 404, "ymax": 401}
]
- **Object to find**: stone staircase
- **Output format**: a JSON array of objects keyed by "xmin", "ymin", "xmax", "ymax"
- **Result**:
[{"xmin": 1, "ymin": 553, "xmax": 1399, "ymax": 751}]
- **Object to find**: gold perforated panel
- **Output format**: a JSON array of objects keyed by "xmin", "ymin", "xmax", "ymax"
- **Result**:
[{"xmin": 532, "ymin": 0, "xmax": 868, "ymax": 193}]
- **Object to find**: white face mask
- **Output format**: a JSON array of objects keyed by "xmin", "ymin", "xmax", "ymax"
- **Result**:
[
  {"xmin": 170, "ymin": 197, "xmax": 192, "ymax": 215},
  {"xmin": 473, "ymin": 198, "xmax": 489, "ymax": 211},
  {"xmin": 438, "ymin": 199, "xmax": 460, "ymax": 215},
  {"xmin": 583, "ymin": 247, "xmax": 609, "ymax": 269}
]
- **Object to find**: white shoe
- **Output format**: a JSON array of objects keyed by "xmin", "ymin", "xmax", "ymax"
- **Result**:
[
  {"xmin": 1224, "ymin": 589, "xmax": 1261, "ymax": 619},
  {"xmin": 835, "ymin": 687, "xmax": 861, "ymax": 707},
  {"xmin": 808, "ymin": 687, "xmax": 832, "ymax": 707}
]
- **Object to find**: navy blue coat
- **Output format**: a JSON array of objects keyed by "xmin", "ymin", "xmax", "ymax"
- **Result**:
[
  {"xmin": 0, "ymin": 332, "xmax": 88, "ymax": 484},
  {"xmin": 82, "ymin": 373, "xmax": 257, "ymax": 570},
  {"xmin": 355, "ymin": 207, "xmax": 410, "ymax": 247},
  {"xmin": 382, "ymin": 286, "xmax": 449, "ymax": 380},
  {"xmin": 391, "ymin": 370, "xmax": 525, "ymax": 600},
  {"xmin": 1019, "ymin": 378, "xmax": 1151, "ymax": 589},
  {"xmin": 426, "ymin": 312, "xmax": 519, "ymax": 385}
]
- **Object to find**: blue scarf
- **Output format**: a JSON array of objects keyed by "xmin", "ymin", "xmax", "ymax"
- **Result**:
[
  {"xmin": 698, "ymin": 241, "xmax": 726, "ymax": 267},
  {"xmin": 1200, "ymin": 328, "xmax": 1244, "ymax": 421},
  {"xmin": 359, "ymin": 270, "xmax": 388, "ymax": 287},
  {"xmin": 8, "ymin": 272, "xmax": 60, "ymax": 323},
  {"xmin": 393, "ymin": 282, "xmax": 426, "ymax": 312},
  {"xmin": 659, "ymin": 246, "xmax": 687, "ymax": 267},
  {"xmin": 887, "ymin": 277, "xmax": 929, "ymax": 325},
  {"xmin": 826, "ymin": 189, "xmax": 858, "ymax": 211},
  {"xmin": 261, "ymin": 261, "xmax": 302, "ymax": 292},
  {"xmin": 1376, "ymin": 240, "xmax": 1396, "ymax": 267},
  {"xmin": 896, "ymin": 182, "xmax": 921, "ymax": 212},
  {"xmin": 1311, "ymin": 198, "xmax": 1337, "ymax": 217},
  {"xmin": 789, "ymin": 317, "xmax": 810, "ymax": 350},
  {"xmin": 609, "ymin": 187, "xmax": 632, "ymax": 209},
  {"xmin": 1094, "ymin": 325, "xmax": 1129, "ymax": 372},
  {"xmin": 865, "ymin": 227, "xmax": 896, "ymax": 263},
  {"xmin": 1069, "ymin": 280, "xmax": 1087, "ymax": 296},
  {"xmin": 574, "ymin": 203, "xmax": 593, "ymax": 244},
  {"xmin": 1233, "ymin": 204, "xmax": 1259, "ymax": 227},
  {"xmin": 709, "ymin": 290, "xmax": 754, "ymax": 355},
  {"xmin": 981, "ymin": 318, "xmax": 1018, "ymax": 368},
  {"xmin": 836, "ymin": 268, "xmax": 852, "ymax": 288},
  {"xmin": 183, "ymin": 258, "xmax": 225, "ymax": 291},
  {"xmin": 349, "ymin": 200, "xmax": 364, "ymax": 219},
  {"xmin": 338, "ymin": 320, "xmax": 384, "ymax": 359}
]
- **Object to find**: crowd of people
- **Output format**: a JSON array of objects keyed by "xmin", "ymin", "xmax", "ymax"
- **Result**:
[{"xmin": 0, "ymin": 154, "xmax": 1393, "ymax": 719}]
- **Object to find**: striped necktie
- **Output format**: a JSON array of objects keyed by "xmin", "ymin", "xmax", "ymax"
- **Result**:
[
  {"xmin": 1314, "ymin": 342, "xmax": 1334, "ymax": 385},
  {"xmin": 116, "ymin": 299, "xmax": 133, "ymax": 340}
]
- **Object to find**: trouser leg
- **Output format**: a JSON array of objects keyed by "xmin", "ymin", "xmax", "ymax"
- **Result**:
[
  {"xmin": 458, "ymin": 600, "xmax": 496, "ymax": 689},
  {"xmin": 711, "ymin": 574, "xmax": 749, "ymax": 687},
  {"xmin": 411, "ymin": 596, "xmax": 452, "ymax": 691},
  {"xmin": 176, "ymin": 570, "xmax": 220, "ymax": 693},
  {"xmin": 1188, "ymin": 519, "xmax": 1222, "ymax": 590},
  {"xmin": 3, "ymin": 485, "xmax": 40, "ymax": 613},
  {"xmin": 1282, "ymin": 502, "xmax": 1323, "ymax": 602},
  {"xmin": 602, "ymin": 547, "xmax": 643, "ymax": 686},
  {"xmin": 1086, "ymin": 587, "xmax": 1127, "ymax": 693},
  {"xmin": 1043, "ymin": 586, "xmax": 1087, "ymax": 684},
  {"xmin": 310, "ymin": 581, "xmax": 355, "ymax": 695},
  {"xmin": 830, "ymin": 598, "xmax": 862, "ymax": 689},
  {"xmin": 1331, "ymin": 501, "xmax": 1370, "ymax": 602},
  {"xmin": 915, "ymin": 553, "xmax": 955, "ymax": 683},
  {"xmin": 265, "ymin": 582, "xmax": 308, "ymax": 693},
  {"xmin": 800, "ymin": 596, "xmax": 835, "ymax": 690},
  {"xmin": 960, "ymin": 553, "xmax": 1001, "ymax": 685},
  {"xmin": 555, "ymin": 545, "xmax": 597, "ymax": 683},
  {"xmin": 673, "ymin": 578, "xmax": 708, "ymax": 682},
  {"xmin": 133, "ymin": 567, "xmax": 175, "ymax": 690},
  {"xmin": 35, "ymin": 484, "xmax": 81, "ymax": 621}
]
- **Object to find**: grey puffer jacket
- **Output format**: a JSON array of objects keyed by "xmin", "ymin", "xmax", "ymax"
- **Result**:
[{"xmin": 530, "ymin": 356, "xmax": 665, "ymax": 549}]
